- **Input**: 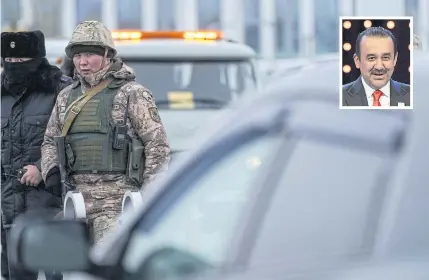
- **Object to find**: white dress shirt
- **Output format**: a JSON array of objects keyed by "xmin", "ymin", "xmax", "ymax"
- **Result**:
[{"xmin": 361, "ymin": 77, "xmax": 390, "ymax": 107}]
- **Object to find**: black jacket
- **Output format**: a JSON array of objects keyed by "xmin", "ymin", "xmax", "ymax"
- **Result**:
[{"xmin": 1, "ymin": 59, "xmax": 72, "ymax": 227}]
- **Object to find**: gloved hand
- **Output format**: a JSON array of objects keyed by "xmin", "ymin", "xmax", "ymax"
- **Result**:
[{"xmin": 44, "ymin": 167, "xmax": 62, "ymax": 197}]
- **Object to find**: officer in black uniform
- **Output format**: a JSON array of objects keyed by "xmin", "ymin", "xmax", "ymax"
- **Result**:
[{"xmin": 1, "ymin": 30, "xmax": 72, "ymax": 280}]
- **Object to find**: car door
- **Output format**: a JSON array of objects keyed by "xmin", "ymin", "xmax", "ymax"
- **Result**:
[{"xmin": 230, "ymin": 98, "xmax": 410, "ymax": 276}]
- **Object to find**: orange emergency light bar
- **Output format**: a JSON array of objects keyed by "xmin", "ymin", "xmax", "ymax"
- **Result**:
[{"xmin": 111, "ymin": 30, "xmax": 223, "ymax": 41}]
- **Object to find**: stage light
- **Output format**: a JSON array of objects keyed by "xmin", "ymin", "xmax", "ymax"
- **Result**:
[
  {"xmin": 343, "ymin": 65, "xmax": 351, "ymax": 73},
  {"xmin": 364, "ymin": 20, "xmax": 372, "ymax": 28},
  {"xmin": 387, "ymin": 21, "xmax": 395, "ymax": 29},
  {"xmin": 343, "ymin": 21, "xmax": 352, "ymax": 29},
  {"xmin": 343, "ymin": 42, "xmax": 352, "ymax": 51}
]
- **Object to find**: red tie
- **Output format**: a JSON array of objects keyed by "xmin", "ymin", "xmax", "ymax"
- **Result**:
[{"xmin": 372, "ymin": 90, "xmax": 383, "ymax": 106}]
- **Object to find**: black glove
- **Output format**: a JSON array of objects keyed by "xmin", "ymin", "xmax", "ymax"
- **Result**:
[{"xmin": 44, "ymin": 167, "xmax": 62, "ymax": 197}]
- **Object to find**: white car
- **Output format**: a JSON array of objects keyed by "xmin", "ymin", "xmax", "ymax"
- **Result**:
[{"xmin": 11, "ymin": 51, "xmax": 429, "ymax": 280}]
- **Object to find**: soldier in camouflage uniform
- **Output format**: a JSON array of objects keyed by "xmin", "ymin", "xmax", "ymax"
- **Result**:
[{"xmin": 41, "ymin": 21, "xmax": 171, "ymax": 244}]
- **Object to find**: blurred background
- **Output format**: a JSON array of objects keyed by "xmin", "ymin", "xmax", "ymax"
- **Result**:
[
  {"xmin": 342, "ymin": 19, "xmax": 411, "ymax": 85},
  {"xmin": 0, "ymin": 0, "xmax": 428, "ymax": 73}
]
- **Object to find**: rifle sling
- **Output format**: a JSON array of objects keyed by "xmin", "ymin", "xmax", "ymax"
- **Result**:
[{"xmin": 61, "ymin": 78, "xmax": 112, "ymax": 136}]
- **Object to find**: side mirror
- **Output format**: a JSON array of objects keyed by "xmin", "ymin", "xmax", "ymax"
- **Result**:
[
  {"xmin": 13, "ymin": 220, "xmax": 92, "ymax": 272},
  {"xmin": 134, "ymin": 247, "xmax": 213, "ymax": 279}
]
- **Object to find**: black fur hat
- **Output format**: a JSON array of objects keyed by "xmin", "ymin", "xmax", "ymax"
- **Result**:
[{"xmin": 1, "ymin": 30, "xmax": 46, "ymax": 59}]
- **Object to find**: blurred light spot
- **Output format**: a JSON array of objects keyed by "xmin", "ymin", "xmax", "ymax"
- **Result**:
[
  {"xmin": 387, "ymin": 21, "xmax": 395, "ymax": 29},
  {"xmin": 408, "ymin": 44, "xmax": 411, "ymax": 50},
  {"xmin": 343, "ymin": 21, "xmax": 352, "ymax": 29},
  {"xmin": 343, "ymin": 42, "xmax": 352, "ymax": 51},
  {"xmin": 364, "ymin": 20, "xmax": 372, "ymax": 28},
  {"xmin": 55, "ymin": 57, "xmax": 63, "ymax": 65},
  {"xmin": 343, "ymin": 65, "xmax": 351, "ymax": 73},
  {"xmin": 409, "ymin": 22, "xmax": 411, "ymax": 28},
  {"xmin": 246, "ymin": 157, "xmax": 262, "ymax": 169},
  {"xmin": 408, "ymin": 66, "xmax": 410, "ymax": 72}
]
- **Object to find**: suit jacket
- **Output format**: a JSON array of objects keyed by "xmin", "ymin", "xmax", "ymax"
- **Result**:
[{"xmin": 342, "ymin": 77, "xmax": 410, "ymax": 106}]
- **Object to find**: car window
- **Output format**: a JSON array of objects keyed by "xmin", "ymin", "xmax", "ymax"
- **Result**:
[
  {"xmin": 125, "ymin": 60, "xmax": 257, "ymax": 109},
  {"xmin": 121, "ymin": 134, "xmax": 283, "ymax": 278},
  {"xmin": 249, "ymin": 137, "xmax": 388, "ymax": 268}
]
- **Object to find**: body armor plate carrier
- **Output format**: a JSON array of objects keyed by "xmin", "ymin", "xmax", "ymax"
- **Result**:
[{"xmin": 64, "ymin": 79, "xmax": 129, "ymax": 174}]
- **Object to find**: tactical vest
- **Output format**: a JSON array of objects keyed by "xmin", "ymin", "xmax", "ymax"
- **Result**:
[{"xmin": 64, "ymin": 79, "xmax": 129, "ymax": 174}]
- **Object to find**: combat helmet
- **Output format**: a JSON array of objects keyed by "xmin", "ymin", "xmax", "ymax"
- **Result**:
[{"xmin": 65, "ymin": 20, "xmax": 117, "ymax": 59}]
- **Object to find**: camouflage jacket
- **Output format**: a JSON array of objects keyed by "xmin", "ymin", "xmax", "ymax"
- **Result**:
[{"xmin": 41, "ymin": 61, "xmax": 171, "ymax": 188}]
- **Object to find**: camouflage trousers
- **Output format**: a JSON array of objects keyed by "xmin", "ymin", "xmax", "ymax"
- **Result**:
[{"xmin": 70, "ymin": 174, "xmax": 138, "ymax": 244}]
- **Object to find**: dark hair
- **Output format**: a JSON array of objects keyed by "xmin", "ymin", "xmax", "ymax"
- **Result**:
[{"xmin": 355, "ymin": 26, "xmax": 397, "ymax": 59}]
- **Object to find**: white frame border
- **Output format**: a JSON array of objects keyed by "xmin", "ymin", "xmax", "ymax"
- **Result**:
[{"xmin": 338, "ymin": 16, "xmax": 414, "ymax": 110}]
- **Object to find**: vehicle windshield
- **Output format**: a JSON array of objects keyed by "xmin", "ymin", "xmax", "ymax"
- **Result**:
[{"xmin": 123, "ymin": 59, "xmax": 257, "ymax": 109}]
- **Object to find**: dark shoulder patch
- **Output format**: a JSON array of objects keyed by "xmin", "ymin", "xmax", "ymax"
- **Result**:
[
  {"xmin": 148, "ymin": 107, "xmax": 161, "ymax": 123},
  {"xmin": 60, "ymin": 75, "xmax": 72, "ymax": 83},
  {"xmin": 56, "ymin": 75, "xmax": 74, "ymax": 93}
]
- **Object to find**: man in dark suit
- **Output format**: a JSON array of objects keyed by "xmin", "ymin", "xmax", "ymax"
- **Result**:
[{"xmin": 342, "ymin": 26, "xmax": 410, "ymax": 107}]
